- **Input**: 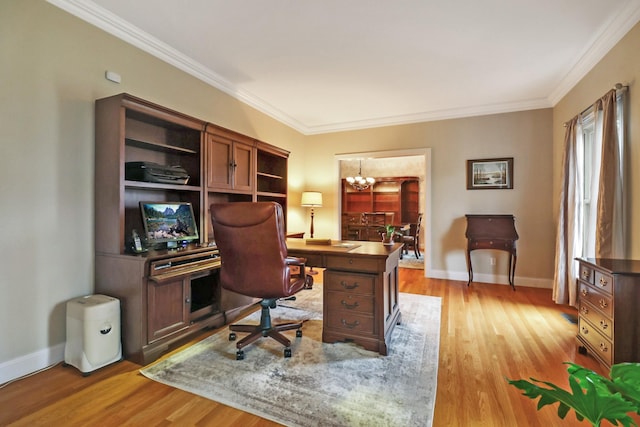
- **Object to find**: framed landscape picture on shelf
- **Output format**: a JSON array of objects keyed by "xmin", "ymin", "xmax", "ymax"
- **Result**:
[{"xmin": 466, "ymin": 157, "xmax": 513, "ymax": 190}]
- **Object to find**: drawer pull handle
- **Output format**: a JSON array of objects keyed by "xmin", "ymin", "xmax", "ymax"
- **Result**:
[
  {"xmin": 599, "ymin": 320, "xmax": 609, "ymax": 330},
  {"xmin": 341, "ymin": 300, "xmax": 360, "ymax": 310},
  {"xmin": 581, "ymin": 326, "xmax": 589, "ymax": 334},
  {"xmin": 598, "ymin": 277, "xmax": 609, "ymax": 287},
  {"xmin": 582, "ymin": 270, "xmax": 589, "ymax": 279},
  {"xmin": 580, "ymin": 306, "xmax": 589, "ymax": 315},
  {"xmin": 340, "ymin": 281, "xmax": 359, "ymax": 290},
  {"xmin": 581, "ymin": 289, "xmax": 588, "ymax": 297},
  {"xmin": 341, "ymin": 319, "xmax": 360, "ymax": 329},
  {"xmin": 599, "ymin": 342, "xmax": 609, "ymax": 353},
  {"xmin": 599, "ymin": 299, "xmax": 608, "ymax": 309}
]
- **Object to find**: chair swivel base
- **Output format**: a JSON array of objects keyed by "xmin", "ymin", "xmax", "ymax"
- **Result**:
[{"xmin": 228, "ymin": 298, "xmax": 302, "ymax": 360}]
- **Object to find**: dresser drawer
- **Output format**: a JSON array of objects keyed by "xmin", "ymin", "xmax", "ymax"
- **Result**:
[
  {"xmin": 326, "ymin": 291, "xmax": 374, "ymax": 315},
  {"xmin": 578, "ymin": 282, "xmax": 613, "ymax": 317},
  {"xmin": 326, "ymin": 311, "xmax": 374, "ymax": 335},
  {"xmin": 578, "ymin": 318, "xmax": 613, "ymax": 366},
  {"xmin": 325, "ymin": 255, "xmax": 379, "ymax": 273},
  {"xmin": 594, "ymin": 271, "xmax": 613, "ymax": 295},
  {"xmin": 325, "ymin": 271, "xmax": 375, "ymax": 295},
  {"xmin": 579, "ymin": 264, "xmax": 594, "ymax": 284},
  {"xmin": 579, "ymin": 302, "xmax": 612, "ymax": 339}
]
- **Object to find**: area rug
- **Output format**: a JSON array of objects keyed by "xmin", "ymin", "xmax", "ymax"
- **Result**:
[
  {"xmin": 399, "ymin": 252, "xmax": 424, "ymax": 269},
  {"xmin": 140, "ymin": 284, "xmax": 441, "ymax": 426}
]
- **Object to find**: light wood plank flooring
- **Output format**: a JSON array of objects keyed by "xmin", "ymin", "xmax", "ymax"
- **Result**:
[{"xmin": 1, "ymin": 269, "xmax": 628, "ymax": 426}]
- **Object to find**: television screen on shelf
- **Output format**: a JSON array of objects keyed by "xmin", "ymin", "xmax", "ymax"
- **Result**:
[{"xmin": 139, "ymin": 202, "xmax": 199, "ymax": 248}]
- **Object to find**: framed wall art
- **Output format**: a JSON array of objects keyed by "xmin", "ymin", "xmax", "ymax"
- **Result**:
[{"xmin": 466, "ymin": 157, "xmax": 513, "ymax": 190}]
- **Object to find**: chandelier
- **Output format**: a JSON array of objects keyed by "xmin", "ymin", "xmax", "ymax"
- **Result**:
[{"xmin": 346, "ymin": 160, "xmax": 375, "ymax": 191}]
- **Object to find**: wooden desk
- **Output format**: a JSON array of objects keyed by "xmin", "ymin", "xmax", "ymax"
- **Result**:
[
  {"xmin": 465, "ymin": 214, "xmax": 518, "ymax": 290},
  {"xmin": 287, "ymin": 239, "xmax": 403, "ymax": 355}
]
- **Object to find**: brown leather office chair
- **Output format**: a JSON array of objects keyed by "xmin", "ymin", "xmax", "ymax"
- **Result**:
[
  {"xmin": 402, "ymin": 213, "xmax": 422, "ymax": 258},
  {"xmin": 210, "ymin": 202, "xmax": 307, "ymax": 360}
]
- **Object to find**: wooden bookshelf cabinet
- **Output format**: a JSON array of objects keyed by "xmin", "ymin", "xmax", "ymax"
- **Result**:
[
  {"xmin": 341, "ymin": 177, "xmax": 419, "ymax": 240},
  {"xmin": 94, "ymin": 93, "xmax": 289, "ymax": 363}
]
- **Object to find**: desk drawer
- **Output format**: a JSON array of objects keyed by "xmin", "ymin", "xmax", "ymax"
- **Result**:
[
  {"xmin": 579, "ymin": 282, "xmax": 613, "ymax": 317},
  {"xmin": 326, "ymin": 255, "xmax": 379, "ymax": 273},
  {"xmin": 326, "ymin": 312, "xmax": 374, "ymax": 335},
  {"xmin": 325, "ymin": 271, "xmax": 374, "ymax": 295},
  {"xmin": 326, "ymin": 291, "xmax": 374, "ymax": 314},
  {"xmin": 578, "ymin": 318, "xmax": 613, "ymax": 366},
  {"xmin": 579, "ymin": 302, "xmax": 612, "ymax": 339},
  {"xmin": 470, "ymin": 239, "xmax": 514, "ymax": 251}
]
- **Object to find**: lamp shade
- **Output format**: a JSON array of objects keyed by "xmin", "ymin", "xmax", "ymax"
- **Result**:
[{"xmin": 301, "ymin": 191, "xmax": 323, "ymax": 207}]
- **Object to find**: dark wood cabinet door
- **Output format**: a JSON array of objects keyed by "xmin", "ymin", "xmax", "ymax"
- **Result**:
[
  {"xmin": 147, "ymin": 278, "xmax": 189, "ymax": 343},
  {"xmin": 206, "ymin": 133, "xmax": 233, "ymax": 189}
]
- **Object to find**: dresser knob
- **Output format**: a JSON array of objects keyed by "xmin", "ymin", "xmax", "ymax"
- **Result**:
[
  {"xmin": 581, "ymin": 326, "xmax": 589, "ymax": 334},
  {"xmin": 581, "ymin": 289, "xmax": 588, "ymax": 297},
  {"xmin": 580, "ymin": 306, "xmax": 589, "ymax": 315},
  {"xmin": 599, "ymin": 299, "xmax": 608, "ymax": 309},
  {"xmin": 599, "ymin": 342, "xmax": 609, "ymax": 353},
  {"xmin": 599, "ymin": 320, "xmax": 609, "ymax": 329},
  {"xmin": 599, "ymin": 277, "xmax": 609, "ymax": 287},
  {"xmin": 582, "ymin": 270, "xmax": 589, "ymax": 278}
]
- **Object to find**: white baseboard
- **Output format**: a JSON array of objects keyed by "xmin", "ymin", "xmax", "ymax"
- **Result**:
[
  {"xmin": 0, "ymin": 343, "xmax": 65, "ymax": 385},
  {"xmin": 426, "ymin": 269, "xmax": 552, "ymax": 289}
]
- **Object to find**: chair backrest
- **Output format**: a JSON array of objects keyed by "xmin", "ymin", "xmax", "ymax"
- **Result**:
[
  {"xmin": 415, "ymin": 213, "xmax": 423, "ymax": 237},
  {"xmin": 210, "ymin": 202, "xmax": 295, "ymax": 299}
]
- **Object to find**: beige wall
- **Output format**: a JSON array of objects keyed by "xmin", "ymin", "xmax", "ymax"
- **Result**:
[
  {"xmin": 0, "ymin": 0, "xmax": 307, "ymax": 373},
  {"xmin": 553, "ymin": 22, "xmax": 640, "ymax": 258},
  {"xmin": 1, "ymin": 0, "xmax": 638, "ymax": 380},
  {"xmin": 304, "ymin": 110, "xmax": 554, "ymax": 286}
]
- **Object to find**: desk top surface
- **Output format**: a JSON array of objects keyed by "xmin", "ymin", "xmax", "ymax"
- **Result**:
[{"xmin": 287, "ymin": 239, "xmax": 403, "ymax": 257}]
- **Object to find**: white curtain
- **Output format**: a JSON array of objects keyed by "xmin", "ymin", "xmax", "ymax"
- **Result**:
[
  {"xmin": 552, "ymin": 118, "xmax": 583, "ymax": 306},
  {"xmin": 553, "ymin": 88, "xmax": 626, "ymax": 306}
]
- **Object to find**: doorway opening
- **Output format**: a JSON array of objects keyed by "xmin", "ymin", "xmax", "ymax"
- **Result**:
[{"xmin": 335, "ymin": 148, "xmax": 431, "ymax": 275}]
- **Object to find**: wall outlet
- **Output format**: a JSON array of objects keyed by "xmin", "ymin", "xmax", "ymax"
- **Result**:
[{"xmin": 490, "ymin": 257, "xmax": 496, "ymax": 266}]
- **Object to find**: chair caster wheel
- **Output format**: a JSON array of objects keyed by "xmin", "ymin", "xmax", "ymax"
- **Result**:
[
  {"xmin": 236, "ymin": 350, "xmax": 245, "ymax": 360},
  {"xmin": 284, "ymin": 348, "xmax": 292, "ymax": 358},
  {"xmin": 296, "ymin": 329, "xmax": 302, "ymax": 338},
  {"xmin": 229, "ymin": 332, "xmax": 236, "ymax": 341}
]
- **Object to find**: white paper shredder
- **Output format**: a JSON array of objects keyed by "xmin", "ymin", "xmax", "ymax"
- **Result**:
[{"xmin": 64, "ymin": 294, "xmax": 122, "ymax": 375}]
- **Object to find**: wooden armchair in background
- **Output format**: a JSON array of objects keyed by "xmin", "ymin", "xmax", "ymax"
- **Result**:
[{"xmin": 402, "ymin": 213, "xmax": 423, "ymax": 258}]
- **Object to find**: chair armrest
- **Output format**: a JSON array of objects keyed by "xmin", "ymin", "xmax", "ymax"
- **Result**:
[{"xmin": 286, "ymin": 256, "xmax": 306, "ymax": 278}]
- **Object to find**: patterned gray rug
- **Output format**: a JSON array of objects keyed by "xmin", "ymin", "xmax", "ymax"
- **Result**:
[
  {"xmin": 399, "ymin": 252, "xmax": 424, "ymax": 269},
  {"xmin": 141, "ymin": 284, "xmax": 441, "ymax": 426}
]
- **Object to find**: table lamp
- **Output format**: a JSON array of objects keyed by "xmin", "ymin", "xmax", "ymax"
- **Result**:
[{"xmin": 301, "ymin": 191, "xmax": 323, "ymax": 238}]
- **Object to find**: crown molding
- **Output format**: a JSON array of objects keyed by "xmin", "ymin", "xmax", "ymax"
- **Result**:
[
  {"xmin": 47, "ymin": 0, "xmax": 640, "ymax": 135},
  {"xmin": 548, "ymin": 0, "xmax": 640, "ymax": 105}
]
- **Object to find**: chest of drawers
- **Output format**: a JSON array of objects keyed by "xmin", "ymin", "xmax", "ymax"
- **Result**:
[{"xmin": 576, "ymin": 258, "xmax": 640, "ymax": 369}]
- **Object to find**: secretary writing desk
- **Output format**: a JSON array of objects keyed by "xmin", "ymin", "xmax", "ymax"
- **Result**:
[{"xmin": 286, "ymin": 239, "xmax": 403, "ymax": 355}]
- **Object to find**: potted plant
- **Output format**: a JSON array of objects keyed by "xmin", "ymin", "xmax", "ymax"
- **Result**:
[
  {"xmin": 381, "ymin": 224, "xmax": 395, "ymax": 244},
  {"xmin": 507, "ymin": 362, "xmax": 640, "ymax": 426}
]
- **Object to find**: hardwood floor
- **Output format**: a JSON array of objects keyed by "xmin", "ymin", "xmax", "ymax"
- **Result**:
[{"xmin": 1, "ymin": 268, "xmax": 624, "ymax": 426}]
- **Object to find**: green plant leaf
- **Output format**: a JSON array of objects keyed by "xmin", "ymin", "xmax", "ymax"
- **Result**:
[{"xmin": 508, "ymin": 363, "xmax": 639, "ymax": 427}]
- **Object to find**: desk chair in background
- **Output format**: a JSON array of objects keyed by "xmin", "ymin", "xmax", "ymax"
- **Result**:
[{"xmin": 210, "ymin": 202, "xmax": 307, "ymax": 360}]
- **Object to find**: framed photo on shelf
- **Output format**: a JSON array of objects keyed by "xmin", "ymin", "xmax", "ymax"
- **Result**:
[{"xmin": 466, "ymin": 157, "xmax": 513, "ymax": 190}]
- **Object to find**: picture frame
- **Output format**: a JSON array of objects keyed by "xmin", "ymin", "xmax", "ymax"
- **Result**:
[{"xmin": 466, "ymin": 157, "xmax": 513, "ymax": 190}]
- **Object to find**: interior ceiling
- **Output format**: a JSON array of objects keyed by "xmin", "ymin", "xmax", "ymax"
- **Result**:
[{"xmin": 51, "ymin": 0, "xmax": 640, "ymax": 135}]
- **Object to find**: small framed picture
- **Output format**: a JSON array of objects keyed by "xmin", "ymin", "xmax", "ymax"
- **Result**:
[{"xmin": 466, "ymin": 157, "xmax": 513, "ymax": 190}]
